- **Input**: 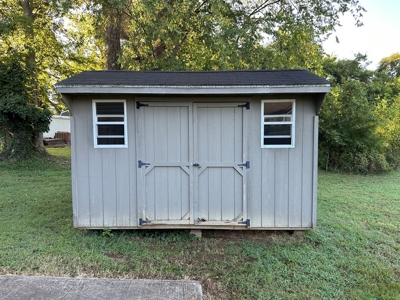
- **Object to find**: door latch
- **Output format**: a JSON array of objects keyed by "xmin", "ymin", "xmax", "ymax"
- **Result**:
[
  {"xmin": 238, "ymin": 161, "xmax": 250, "ymax": 169},
  {"xmin": 193, "ymin": 163, "xmax": 201, "ymax": 167},
  {"xmin": 238, "ymin": 219, "xmax": 250, "ymax": 227},
  {"xmin": 138, "ymin": 160, "xmax": 150, "ymax": 168}
]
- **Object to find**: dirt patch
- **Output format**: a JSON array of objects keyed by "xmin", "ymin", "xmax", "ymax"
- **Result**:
[{"xmin": 202, "ymin": 229, "xmax": 305, "ymax": 244}]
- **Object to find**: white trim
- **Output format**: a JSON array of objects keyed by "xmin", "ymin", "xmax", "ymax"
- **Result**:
[
  {"xmin": 55, "ymin": 84, "xmax": 330, "ymax": 95},
  {"xmin": 261, "ymin": 99, "xmax": 296, "ymax": 149},
  {"xmin": 312, "ymin": 116, "xmax": 319, "ymax": 228},
  {"xmin": 92, "ymin": 99, "xmax": 128, "ymax": 148}
]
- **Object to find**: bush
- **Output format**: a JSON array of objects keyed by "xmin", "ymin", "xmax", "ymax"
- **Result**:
[{"xmin": 319, "ymin": 80, "xmax": 390, "ymax": 173}]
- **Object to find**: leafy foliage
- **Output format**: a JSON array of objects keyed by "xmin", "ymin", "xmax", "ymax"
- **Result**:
[
  {"xmin": 2, "ymin": 0, "xmax": 398, "ymax": 173},
  {"xmin": 319, "ymin": 54, "xmax": 400, "ymax": 173},
  {"xmin": 0, "ymin": 0, "xmax": 100, "ymax": 111},
  {"xmin": 377, "ymin": 52, "xmax": 400, "ymax": 79},
  {"xmin": 84, "ymin": 0, "xmax": 364, "ymax": 71},
  {"xmin": 0, "ymin": 62, "xmax": 51, "ymax": 160}
]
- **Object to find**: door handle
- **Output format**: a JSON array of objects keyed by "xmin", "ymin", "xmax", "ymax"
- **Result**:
[{"xmin": 193, "ymin": 163, "xmax": 201, "ymax": 167}]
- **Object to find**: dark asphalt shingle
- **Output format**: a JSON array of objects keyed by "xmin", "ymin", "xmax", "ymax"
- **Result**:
[{"xmin": 56, "ymin": 70, "xmax": 329, "ymax": 87}]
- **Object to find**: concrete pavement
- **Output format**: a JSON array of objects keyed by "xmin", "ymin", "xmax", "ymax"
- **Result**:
[{"xmin": 0, "ymin": 275, "xmax": 202, "ymax": 300}]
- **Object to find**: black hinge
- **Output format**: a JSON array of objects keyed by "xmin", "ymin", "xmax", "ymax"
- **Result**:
[
  {"xmin": 238, "ymin": 161, "xmax": 250, "ymax": 169},
  {"xmin": 238, "ymin": 102, "xmax": 250, "ymax": 110},
  {"xmin": 138, "ymin": 160, "xmax": 150, "ymax": 168},
  {"xmin": 139, "ymin": 218, "xmax": 151, "ymax": 226},
  {"xmin": 136, "ymin": 102, "xmax": 149, "ymax": 109},
  {"xmin": 238, "ymin": 219, "xmax": 250, "ymax": 227}
]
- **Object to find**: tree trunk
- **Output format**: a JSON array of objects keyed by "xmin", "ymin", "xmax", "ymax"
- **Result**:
[
  {"xmin": 106, "ymin": 7, "xmax": 122, "ymax": 70},
  {"xmin": 21, "ymin": 0, "xmax": 46, "ymax": 153}
]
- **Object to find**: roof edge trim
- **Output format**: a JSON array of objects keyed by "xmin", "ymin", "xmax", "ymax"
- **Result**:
[{"xmin": 55, "ymin": 85, "xmax": 330, "ymax": 94}]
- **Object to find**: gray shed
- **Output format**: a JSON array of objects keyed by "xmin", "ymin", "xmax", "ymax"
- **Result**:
[{"xmin": 55, "ymin": 70, "xmax": 330, "ymax": 230}]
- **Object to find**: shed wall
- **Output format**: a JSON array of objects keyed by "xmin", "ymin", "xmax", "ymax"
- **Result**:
[
  {"xmin": 248, "ymin": 96, "xmax": 317, "ymax": 228},
  {"xmin": 70, "ymin": 95, "xmax": 318, "ymax": 229},
  {"xmin": 71, "ymin": 96, "xmax": 137, "ymax": 228}
]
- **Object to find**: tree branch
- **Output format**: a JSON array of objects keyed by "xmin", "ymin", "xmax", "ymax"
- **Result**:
[{"xmin": 249, "ymin": 0, "xmax": 281, "ymax": 17}]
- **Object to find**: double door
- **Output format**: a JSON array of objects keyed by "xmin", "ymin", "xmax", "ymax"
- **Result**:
[{"xmin": 136, "ymin": 102, "xmax": 249, "ymax": 227}]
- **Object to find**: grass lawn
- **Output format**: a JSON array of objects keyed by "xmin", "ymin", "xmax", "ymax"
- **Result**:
[{"xmin": 0, "ymin": 147, "xmax": 399, "ymax": 299}]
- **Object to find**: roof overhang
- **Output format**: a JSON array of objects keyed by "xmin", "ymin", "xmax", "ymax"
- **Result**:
[{"xmin": 55, "ymin": 84, "xmax": 330, "ymax": 95}]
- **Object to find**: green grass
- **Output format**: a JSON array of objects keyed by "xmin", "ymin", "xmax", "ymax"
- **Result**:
[
  {"xmin": 46, "ymin": 147, "xmax": 71, "ymax": 158},
  {"xmin": 0, "ymin": 148, "xmax": 399, "ymax": 299}
]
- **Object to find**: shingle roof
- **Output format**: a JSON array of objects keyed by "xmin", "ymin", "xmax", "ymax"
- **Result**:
[{"xmin": 56, "ymin": 69, "xmax": 329, "ymax": 87}]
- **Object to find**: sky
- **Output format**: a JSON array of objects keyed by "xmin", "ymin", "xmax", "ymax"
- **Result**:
[{"xmin": 323, "ymin": 0, "xmax": 400, "ymax": 69}]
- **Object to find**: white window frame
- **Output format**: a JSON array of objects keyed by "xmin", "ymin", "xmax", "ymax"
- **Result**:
[
  {"xmin": 92, "ymin": 99, "xmax": 128, "ymax": 148},
  {"xmin": 261, "ymin": 99, "xmax": 295, "ymax": 148}
]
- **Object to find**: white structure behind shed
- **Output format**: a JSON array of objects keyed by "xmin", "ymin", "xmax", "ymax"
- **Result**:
[{"xmin": 44, "ymin": 115, "xmax": 71, "ymax": 138}]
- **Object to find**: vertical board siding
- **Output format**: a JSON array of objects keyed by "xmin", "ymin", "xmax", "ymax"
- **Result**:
[
  {"xmin": 73, "ymin": 100, "xmax": 91, "ymax": 227},
  {"xmin": 288, "ymin": 100, "xmax": 304, "ymax": 227},
  {"xmin": 143, "ymin": 106, "xmax": 155, "ymax": 219},
  {"xmin": 89, "ymin": 141, "xmax": 104, "ymax": 227},
  {"xmin": 73, "ymin": 97, "xmax": 136, "ymax": 228},
  {"xmin": 208, "ymin": 107, "xmax": 222, "ymax": 220},
  {"xmin": 103, "ymin": 150, "xmax": 118, "ymax": 226},
  {"xmin": 125, "ymin": 98, "xmax": 136, "ymax": 226},
  {"xmin": 142, "ymin": 104, "xmax": 191, "ymax": 221},
  {"xmin": 197, "ymin": 107, "xmax": 209, "ymax": 219},
  {"xmin": 258, "ymin": 97, "xmax": 316, "ymax": 228},
  {"xmin": 208, "ymin": 168, "xmax": 223, "ymax": 220},
  {"xmin": 234, "ymin": 170, "xmax": 243, "ymax": 219},
  {"xmin": 235, "ymin": 107, "xmax": 245, "ymax": 220},
  {"xmin": 312, "ymin": 116, "xmax": 319, "ymax": 227},
  {"xmin": 301, "ymin": 100, "xmax": 315, "ymax": 227},
  {"xmin": 154, "ymin": 167, "xmax": 168, "ymax": 220},
  {"xmin": 221, "ymin": 168, "xmax": 235, "ymax": 220},
  {"xmin": 70, "ymin": 116, "xmax": 78, "ymax": 227},
  {"xmin": 116, "ymin": 148, "xmax": 131, "ymax": 226},
  {"xmin": 251, "ymin": 99, "xmax": 262, "ymax": 227},
  {"xmin": 180, "ymin": 107, "xmax": 191, "ymax": 219},
  {"xmin": 274, "ymin": 149, "xmax": 289, "ymax": 227},
  {"xmin": 197, "ymin": 105, "xmax": 244, "ymax": 222},
  {"xmin": 261, "ymin": 149, "xmax": 275, "ymax": 227},
  {"xmin": 71, "ymin": 96, "xmax": 318, "ymax": 229},
  {"xmin": 197, "ymin": 169, "xmax": 209, "ymax": 220},
  {"xmin": 102, "ymin": 149, "xmax": 117, "ymax": 227}
]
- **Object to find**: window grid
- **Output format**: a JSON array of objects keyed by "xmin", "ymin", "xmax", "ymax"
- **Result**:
[
  {"xmin": 92, "ymin": 100, "xmax": 128, "ymax": 148},
  {"xmin": 261, "ymin": 99, "xmax": 295, "ymax": 148}
]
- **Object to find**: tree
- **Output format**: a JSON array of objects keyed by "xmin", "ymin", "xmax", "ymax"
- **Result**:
[
  {"xmin": 0, "ymin": 61, "xmax": 51, "ymax": 160},
  {"xmin": 0, "ymin": 0, "xmax": 100, "ymax": 156},
  {"xmin": 84, "ymin": 0, "xmax": 365, "ymax": 71},
  {"xmin": 374, "ymin": 53, "xmax": 400, "ymax": 168},
  {"xmin": 319, "ymin": 55, "xmax": 391, "ymax": 173},
  {"xmin": 0, "ymin": 0, "xmax": 368, "ymax": 160},
  {"xmin": 377, "ymin": 52, "xmax": 400, "ymax": 79},
  {"xmin": 376, "ymin": 95, "xmax": 400, "ymax": 169}
]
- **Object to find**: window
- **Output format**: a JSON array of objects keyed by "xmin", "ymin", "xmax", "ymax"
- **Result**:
[
  {"xmin": 93, "ymin": 100, "xmax": 127, "ymax": 148},
  {"xmin": 261, "ymin": 100, "xmax": 295, "ymax": 148}
]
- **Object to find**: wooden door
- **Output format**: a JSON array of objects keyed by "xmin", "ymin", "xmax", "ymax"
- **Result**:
[
  {"xmin": 194, "ymin": 103, "xmax": 248, "ymax": 226},
  {"xmin": 136, "ymin": 102, "xmax": 193, "ymax": 225},
  {"xmin": 137, "ymin": 101, "xmax": 249, "ymax": 227}
]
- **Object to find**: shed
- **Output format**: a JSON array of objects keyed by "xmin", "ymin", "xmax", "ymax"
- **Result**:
[{"xmin": 55, "ymin": 70, "xmax": 330, "ymax": 230}]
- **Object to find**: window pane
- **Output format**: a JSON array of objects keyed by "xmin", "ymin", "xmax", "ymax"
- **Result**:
[
  {"xmin": 264, "ymin": 137, "xmax": 291, "ymax": 145},
  {"xmin": 97, "ymin": 138, "xmax": 125, "ymax": 145},
  {"xmin": 98, "ymin": 125, "xmax": 124, "ymax": 136},
  {"xmin": 96, "ymin": 102, "xmax": 124, "ymax": 115},
  {"xmin": 264, "ymin": 116, "xmax": 291, "ymax": 122},
  {"xmin": 264, "ymin": 124, "xmax": 291, "ymax": 136},
  {"xmin": 98, "ymin": 116, "xmax": 124, "ymax": 122},
  {"xmin": 264, "ymin": 102, "xmax": 292, "ymax": 115}
]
